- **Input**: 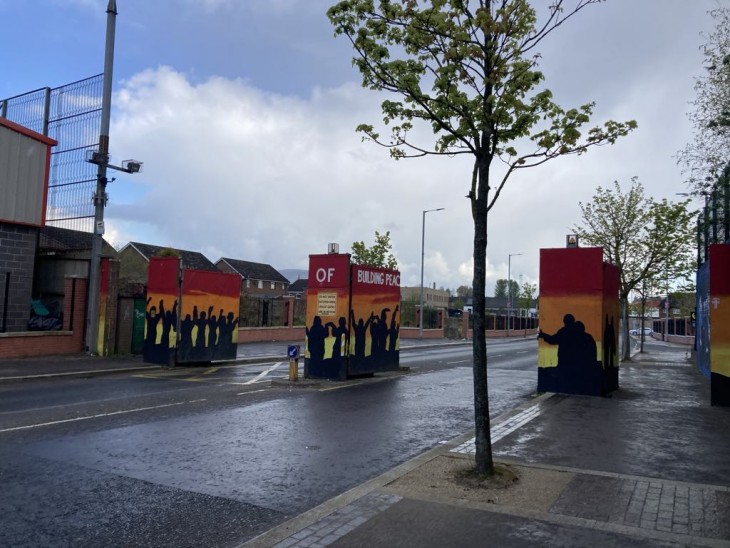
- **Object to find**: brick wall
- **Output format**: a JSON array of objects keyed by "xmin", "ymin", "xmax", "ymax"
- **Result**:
[
  {"xmin": 0, "ymin": 277, "xmax": 87, "ymax": 358},
  {"xmin": 0, "ymin": 222, "xmax": 38, "ymax": 332}
]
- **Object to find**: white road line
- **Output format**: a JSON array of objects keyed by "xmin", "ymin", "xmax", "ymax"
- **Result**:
[
  {"xmin": 236, "ymin": 389, "xmax": 268, "ymax": 396},
  {"xmin": 0, "ymin": 399, "xmax": 208, "ymax": 433},
  {"xmin": 446, "ymin": 360, "xmax": 470, "ymax": 365},
  {"xmin": 243, "ymin": 361, "xmax": 283, "ymax": 385}
]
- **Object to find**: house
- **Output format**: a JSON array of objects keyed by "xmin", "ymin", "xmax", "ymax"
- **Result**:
[
  {"xmin": 287, "ymin": 278, "xmax": 308, "ymax": 299},
  {"xmin": 216, "ymin": 258, "xmax": 289, "ymax": 298},
  {"xmin": 401, "ymin": 285, "xmax": 450, "ymax": 308},
  {"xmin": 118, "ymin": 242, "xmax": 217, "ymax": 296}
]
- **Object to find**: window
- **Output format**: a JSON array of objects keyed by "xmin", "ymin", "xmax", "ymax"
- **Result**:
[
  {"xmin": 257, "ymin": 280, "xmax": 263, "ymax": 289},
  {"xmin": 246, "ymin": 279, "xmax": 250, "ymax": 288},
  {"xmin": 271, "ymin": 281, "xmax": 276, "ymax": 289}
]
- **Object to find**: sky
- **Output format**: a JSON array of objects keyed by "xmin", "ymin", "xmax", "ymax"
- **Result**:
[{"xmin": 0, "ymin": 0, "xmax": 724, "ymax": 294}]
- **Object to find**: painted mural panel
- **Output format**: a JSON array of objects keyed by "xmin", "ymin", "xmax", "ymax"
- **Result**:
[
  {"xmin": 348, "ymin": 265, "xmax": 401, "ymax": 375},
  {"xmin": 144, "ymin": 257, "xmax": 180, "ymax": 365},
  {"xmin": 305, "ymin": 254, "xmax": 351, "ymax": 379},
  {"xmin": 178, "ymin": 269, "xmax": 240, "ymax": 363},
  {"xmin": 710, "ymin": 243, "xmax": 730, "ymax": 406},
  {"xmin": 538, "ymin": 247, "xmax": 613, "ymax": 396},
  {"xmin": 697, "ymin": 261, "xmax": 711, "ymax": 380}
]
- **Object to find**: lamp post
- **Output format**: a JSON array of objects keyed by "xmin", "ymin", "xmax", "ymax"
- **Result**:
[
  {"xmin": 507, "ymin": 253, "xmax": 522, "ymax": 337},
  {"xmin": 85, "ymin": 0, "xmax": 143, "ymax": 355},
  {"xmin": 419, "ymin": 207, "xmax": 444, "ymax": 339}
]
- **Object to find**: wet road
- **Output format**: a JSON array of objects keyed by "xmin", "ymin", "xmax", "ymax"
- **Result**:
[{"xmin": 0, "ymin": 340, "xmax": 538, "ymax": 547}]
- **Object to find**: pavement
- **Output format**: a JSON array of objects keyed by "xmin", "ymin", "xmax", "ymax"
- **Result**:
[{"xmin": 2, "ymin": 338, "xmax": 729, "ymax": 547}]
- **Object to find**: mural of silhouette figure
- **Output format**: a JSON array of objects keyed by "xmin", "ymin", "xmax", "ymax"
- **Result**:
[
  {"xmin": 375, "ymin": 307, "xmax": 391, "ymax": 360},
  {"xmin": 538, "ymin": 313, "xmax": 579, "ymax": 367},
  {"xmin": 350, "ymin": 310, "xmax": 374, "ymax": 360},
  {"xmin": 539, "ymin": 313, "xmax": 602, "ymax": 395},
  {"xmin": 206, "ymin": 306, "xmax": 218, "ymax": 349},
  {"xmin": 179, "ymin": 312, "xmax": 194, "ymax": 360},
  {"xmin": 325, "ymin": 316, "xmax": 348, "ymax": 361},
  {"xmin": 388, "ymin": 305, "xmax": 400, "ymax": 353},
  {"xmin": 161, "ymin": 299, "xmax": 178, "ymax": 350},
  {"xmin": 214, "ymin": 310, "xmax": 239, "ymax": 359},
  {"xmin": 306, "ymin": 316, "xmax": 328, "ymax": 364},
  {"xmin": 574, "ymin": 320, "xmax": 597, "ymax": 364},
  {"xmin": 369, "ymin": 314, "xmax": 381, "ymax": 359},
  {"xmin": 144, "ymin": 297, "xmax": 162, "ymax": 349}
]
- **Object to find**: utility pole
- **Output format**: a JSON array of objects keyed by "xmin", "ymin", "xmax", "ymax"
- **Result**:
[{"xmin": 85, "ymin": 0, "xmax": 117, "ymax": 354}]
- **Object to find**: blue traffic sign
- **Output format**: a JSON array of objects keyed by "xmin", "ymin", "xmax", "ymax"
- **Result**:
[{"xmin": 287, "ymin": 345, "xmax": 300, "ymax": 359}]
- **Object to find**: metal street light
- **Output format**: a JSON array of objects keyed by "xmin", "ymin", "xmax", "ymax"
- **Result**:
[
  {"xmin": 507, "ymin": 253, "xmax": 522, "ymax": 337},
  {"xmin": 419, "ymin": 207, "xmax": 444, "ymax": 339},
  {"xmin": 85, "ymin": 0, "xmax": 143, "ymax": 355}
]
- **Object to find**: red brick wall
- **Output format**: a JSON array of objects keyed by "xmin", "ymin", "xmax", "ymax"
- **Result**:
[
  {"xmin": 0, "ymin": 277, "xmax": 87, "ymax": 358},
  {"xmin": 237, "ymin": 326, "xmax": 305, "ymax": 343}
]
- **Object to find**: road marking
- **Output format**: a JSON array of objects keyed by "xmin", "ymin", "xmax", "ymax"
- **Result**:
[
  {"xmin": 236, "ymin": 389, "xmax": 268, "ymax": 396},
  {"xmin": 320, "ymin": 382, "xmax": 358, "ymax": 391},
  {"xmin": 446, "ymin": 360, "xmax": 470, "ymax": 365},
  {"xmin": 0, "ymin": 399, "xmax": 208, "ymax": 433},
  {"xmin": 242, "ymin": 361, "xmax": 283, "ymax": 385},
  {"xmin": 451, "ymin": 394, "xmax": 559, "ymax": 454}
]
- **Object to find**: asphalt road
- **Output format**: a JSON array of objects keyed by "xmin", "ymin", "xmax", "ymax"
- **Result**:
[{"xmin": 0, "ymin": 339, "xmax": 538, "ymax": 547}]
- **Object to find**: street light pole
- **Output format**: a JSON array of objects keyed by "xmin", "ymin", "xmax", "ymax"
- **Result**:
[
  {"xmin": 419, "ymin": 207, "xmax": 444, "ymax": 339},
  {"xmin": 85, "ymin": 0, "xmax": 117, "ymax": 355},
  {"xmin": 507, "ymin": 253, "xmax": 522, "ymax": 337}
]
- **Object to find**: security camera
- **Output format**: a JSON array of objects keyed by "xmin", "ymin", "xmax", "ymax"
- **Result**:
[{"xmin": 122, "ymin": 159, "xmax": 143, "ymax": 173}]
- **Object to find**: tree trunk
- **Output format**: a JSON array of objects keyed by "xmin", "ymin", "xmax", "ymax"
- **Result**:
[{"xmin": 472, "ymin": 159, "xmax": 493, "ymax": 476}]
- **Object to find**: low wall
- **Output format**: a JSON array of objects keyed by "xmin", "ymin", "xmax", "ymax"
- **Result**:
[
  {"xmin": 652, "ymin": 334, "xmax": 695, "ymax": 346},
  {"xmin": 237, "ymin": 326, "xmax": 305, "ymax": 343},
  {"xmin": 0, "ymin": 277, "xmax": 87, "ymax": 358},
  {"xmin": 465, "ymin": 328, "xmax": 539, "ymax": 339},
  {"xmin": 400, "ymin": 327, "xmax": 445, "ymax": 339}
]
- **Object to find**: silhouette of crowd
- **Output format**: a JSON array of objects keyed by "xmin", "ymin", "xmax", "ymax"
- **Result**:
[
  {"xmin": 306, "ymin": 305, "xmax": 400, "ymax": 377},
  {"xmin": 144, "ymin": 297, "xmax": 239, "ymax": 365}
]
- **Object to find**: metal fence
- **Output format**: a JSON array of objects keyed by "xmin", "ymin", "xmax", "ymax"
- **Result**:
[
  {"xmin": 1, "ymin": 74, "xmax": 103, "ymax": 237},
  {"xmin": 698, "ymin": 163, "xmax": 730, "ymax": 265}
]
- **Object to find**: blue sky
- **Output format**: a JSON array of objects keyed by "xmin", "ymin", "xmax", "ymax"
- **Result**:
[{"xmin": 0, "ymin": 0, "xmax": 722, "ymax": 292}]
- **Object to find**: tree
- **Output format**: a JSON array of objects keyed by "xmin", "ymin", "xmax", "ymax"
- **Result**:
[
  {"xmin": 351, "ymin": 230, "xmax": 398, "ymax": 269},
  {"xmin": 328, "ymin": 0, "xmax": 636, "ymax": 475},
  {"xmin": 678, "ymin": 7, "xmax": 730, "ymax": 194},
  {"xmin": 519, "ymin": 281, "xmax": 537, "ymax": 312},
  {"xmin": 494, "ymin": 279, "xmax": 519, "ymax": 299},
  {"xmin": 573, "ymin": 179, "xmax": 695, "ymax": 360},
  {"xmin": 456, "ymin": 285, "xmax": 473, "ymax": 299}
]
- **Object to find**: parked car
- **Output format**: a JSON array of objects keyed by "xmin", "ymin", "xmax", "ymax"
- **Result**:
[{"xmin": 630, "ymin": 327, "xmax": 653, "ymax": 336}]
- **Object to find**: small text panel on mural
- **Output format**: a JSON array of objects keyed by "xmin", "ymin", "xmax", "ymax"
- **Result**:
[{"xmin": 317, "ymin": 292, "xmax": 338, "ymax": 317}]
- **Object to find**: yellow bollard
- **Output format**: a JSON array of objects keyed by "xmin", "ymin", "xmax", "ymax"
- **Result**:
[{"xmin": 289, "ymin": 358, "xmax": 299, "ymax": 381}]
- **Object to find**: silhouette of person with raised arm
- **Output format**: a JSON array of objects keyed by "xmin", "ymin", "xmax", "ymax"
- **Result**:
[
  {"xmin": 325, "ymin": 316, "xmax": 348, "ymax": 361},
  {"xmin": 369, "ymin": 314, "xmax": 381, "ymax": 359},
  {"xmin": 215, "ymin": 311, "xmax": 239, "ymax": 359},
  {"xmin": 350, "ymin": 310, "xmax": 374, "ymax": 360},
  {"xmin": 161, "ymin": 299, "xmax": 178, "ymax": 350},
  {"xmin": 375, "ymin": 307, "xmax": 391, "ymax": 360},
  {"xmin": 537, "ymin": 313, "xmax": 579, "ymax": 368},
  {"xmin": 306, "ymin": 316, "xmax": 328, "ymax": 364},
  {"xmin": 388, "ymin": 305, "xmax": 400, "ymax": 354},
  {"xmin": 144, "ymin": 297, "xmax": 162, "ymax": 349}
]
